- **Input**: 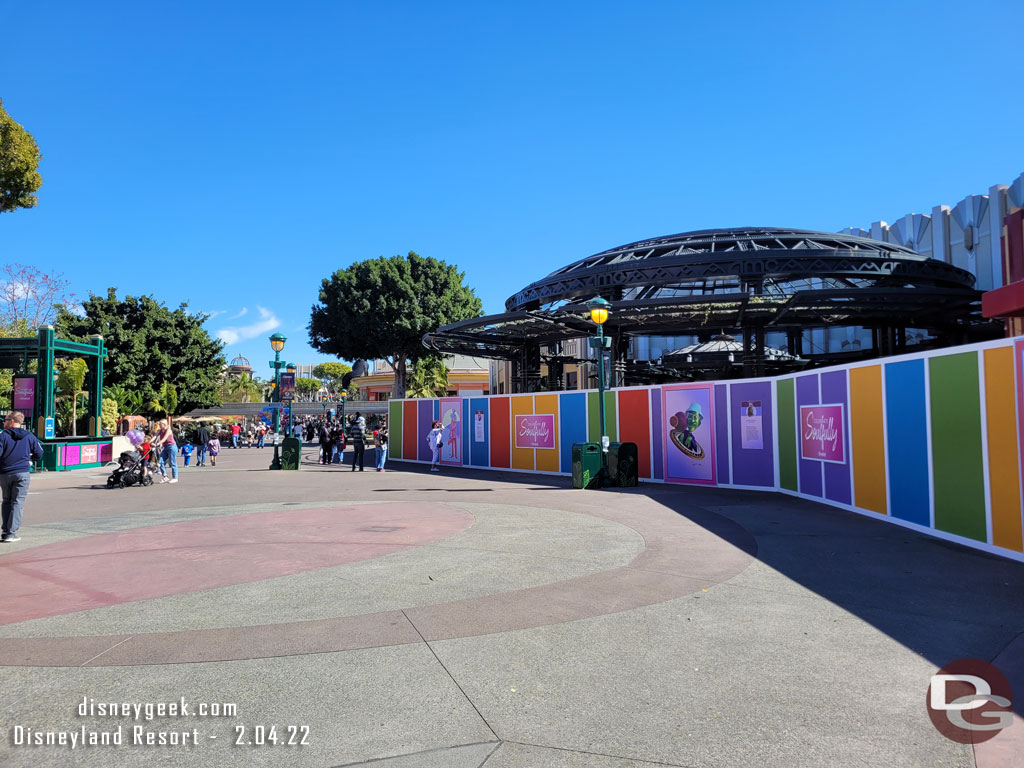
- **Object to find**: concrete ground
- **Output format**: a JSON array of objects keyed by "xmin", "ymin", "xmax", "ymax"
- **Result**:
[{"xmin": 1, "ymin": 441, "xmax": 1023, "ymax": 768}]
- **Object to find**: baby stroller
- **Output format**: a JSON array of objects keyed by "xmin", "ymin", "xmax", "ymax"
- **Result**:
[{"xmin": 107, "ymin": 450, "xmax": 153, "ymax": 488}]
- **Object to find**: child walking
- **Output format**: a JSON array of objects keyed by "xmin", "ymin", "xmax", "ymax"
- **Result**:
[
  {"xmin": 207, "ymin": 433, "xmax": 221, "ymax": 467},
  {"xmin": 181, "ymin": 442, "xmax": 194, "ymax": 467}
]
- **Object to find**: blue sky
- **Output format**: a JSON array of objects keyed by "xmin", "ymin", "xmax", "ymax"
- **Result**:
[{"xmin": 3, "ymin": 1, "xmax": 1023, "ymax": 376}]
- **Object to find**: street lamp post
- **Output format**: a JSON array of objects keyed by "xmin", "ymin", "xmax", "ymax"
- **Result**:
[
  {"xmin": 285, "ymin": 362, "xmax": 295, "ymax": 436},
  {"xmin": 587, "ymin": 297, "xmax": 612, "ymax": 487},
  {"xmin": 268, "ymin": 333, "xmax": 286, "ymax": 470}
]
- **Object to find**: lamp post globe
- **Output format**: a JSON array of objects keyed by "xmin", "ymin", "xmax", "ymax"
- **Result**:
[{"xmin": 586, "ymin": 297, "xmax": 612, "ymax": 486}]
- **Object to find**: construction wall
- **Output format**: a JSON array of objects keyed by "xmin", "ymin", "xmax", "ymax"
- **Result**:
[{"xmin": 389, "ymin": 337, "xmax": 1024, "ymax": 563}]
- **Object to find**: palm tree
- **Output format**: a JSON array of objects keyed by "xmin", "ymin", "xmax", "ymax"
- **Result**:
[
  {"xmin": 406, "ymin": 356, "xmax": 449, "ymax": 398},
  {"xmin": 223, "ymin": 372, "xmax": 261, "ymax": 403}
]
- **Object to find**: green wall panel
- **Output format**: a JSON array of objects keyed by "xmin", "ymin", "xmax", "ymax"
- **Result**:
[
  {"xmin": 389, "ymin": 400, "xmax": 402, "ymax": 458},
  {"xmin": 587, "ymin": 391, "xmax": 618, "ymax": 443},
  {"xmin": 929, "ymin": 353, "xmax": 987, "ymax": 542},
  {"xmin": 777, "ymin": 378, "xmax": 798, "ymax": 492}
]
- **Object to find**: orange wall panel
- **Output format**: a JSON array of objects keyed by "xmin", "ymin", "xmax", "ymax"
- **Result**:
[
  {"xmin": 850, "ymin": 365, "xmax": 887, "ymax": 515},
  {"xmin": 985, "ymin": 347, "xmax": 1023, "ymax": 551}
]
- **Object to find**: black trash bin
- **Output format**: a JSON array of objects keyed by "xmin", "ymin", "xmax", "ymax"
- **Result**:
[
  {"xmin": 607, "ymin": 442, "xmax": 639, "ymax": 487},
  {"xmin": 571, "ymin": 442, "xmax": 602, "ymax": 489}
]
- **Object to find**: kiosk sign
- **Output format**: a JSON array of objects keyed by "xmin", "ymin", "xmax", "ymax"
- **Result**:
[{"xmin": 13, "ymin": 377, "xmax": 34, "ymax": 410}]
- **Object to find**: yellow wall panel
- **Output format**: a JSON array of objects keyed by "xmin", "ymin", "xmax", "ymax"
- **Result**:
[
  {"xmin": 534, "ymin": 394, "xmax": 560, "ymax": 473},
  {"xmin": 510, "ymin": 395, "xmax": 534, "ymax": 471},
  {"xmin": 850, "ymin": 365, "xmax": 887, "ymax": 515}
]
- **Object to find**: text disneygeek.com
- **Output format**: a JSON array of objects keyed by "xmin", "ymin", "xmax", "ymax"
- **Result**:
[{"xmin": 9, "ymin": 697, "xmax": 310, "ymax": 749}]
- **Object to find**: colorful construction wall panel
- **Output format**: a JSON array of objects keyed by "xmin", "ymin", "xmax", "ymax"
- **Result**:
[{"xmin": 388, "ymin": 338, "xmax": 1024, "ymax": 563}]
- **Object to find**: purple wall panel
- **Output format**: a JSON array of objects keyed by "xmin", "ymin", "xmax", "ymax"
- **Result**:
[
  {"xmin": 820, "ymin": 370, "xmax": 852, "ymax": 505},
  {"xmin": 417, "ymin": 400, "xmax": 434, "ymax": 462},
  {"xmin": 651, "ymin": 388, "xmax": 664, "ymax": 481},
  {"xmin": 715, "ymin": 384, "xmax": 730, "ymax": 485},
  {"xmin": 796, "ymin": 374, "xmax": 823, "ymax": 497},
  {"xmin": 730, "ymin": 381, "xmax": 775, "ymax": 487}
]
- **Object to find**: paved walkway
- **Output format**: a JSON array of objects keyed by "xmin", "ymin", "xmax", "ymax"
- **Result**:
[{"xmin": 1, "ymin": 443, "xmax": 1022, "ymax": 767}]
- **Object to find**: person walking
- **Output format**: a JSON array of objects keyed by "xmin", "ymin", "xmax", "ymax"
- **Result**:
[
  {"xmin": 350, "ymin": 416, "xmax": 366, "ymax": 471},
  {"xmin": 195, "ymin": 421, "xmax": 210, "ymax": 467},
  {"xmin": 0, "ymin": 411, "xmax": 44, "ymax": 543},
  {"xmin": 319, "ymin": 422, "xmax": 333, "ymax": 465},
  {"xmin": 207, "ymin": 432, "xmax": 221, "ymax": 467},
  {"xmin": 230, "ymin": 422, "xmax": 241, "ymax": 449},
  {"xmin": 154, "ymin": 419, "xmax": 179, "ymax": 483},
  {"xmin": 427, "ymin": 420, "xmax": 443, "ymax": 472},
  {"xmin": 374, "ymin": 422, "xmax": 388, "ymax": 472}
]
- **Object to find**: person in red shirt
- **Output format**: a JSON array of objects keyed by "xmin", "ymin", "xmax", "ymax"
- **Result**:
[{"xmin": 230, "ymin": 423, "xmax": 241, "ymax": 449}]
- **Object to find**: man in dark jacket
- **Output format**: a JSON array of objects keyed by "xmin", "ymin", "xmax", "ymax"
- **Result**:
[
  {"xmin": 349, "ymin": 415, "xmax": 365, "ymax": 472},
  {"xmin": 195, "ymin": 422, "xmax": 211, "ymax": 467},
  {"xmin": 0, "ymin": 411, "xmax": 44, "ymax": 543},
  {"xmin": 318, "ymin": 423, "xmax": 333, "ymax": 465}
]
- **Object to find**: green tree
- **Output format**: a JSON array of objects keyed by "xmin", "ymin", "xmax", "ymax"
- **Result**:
[
  {"xmin": 311, "ymin": 362, "xmax": 351, "ymax": 395},
  {"xmin": 295, "ymin": 377, "xmax": 320, "ymax": 400},
  {"xmin": 56, "ymin": 358, "xmax": 88, "ymax": 436},
  {"xmin": 0, "ymin": 99, "xmax": 43, "ymax": 214},
  {"xmin": 55, "ymin": 288, "xmax": 226, "ymax": 414},
  {"xmin": 309, "ymin": 252, "xmax": 481, "ymax": 398},
  {"xmin": 405, "ymin": 355, "xmax": 450, "ymax": 398}
]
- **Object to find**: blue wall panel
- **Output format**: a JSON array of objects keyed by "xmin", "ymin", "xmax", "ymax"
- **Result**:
[
  {"xmin": 559, "ymin": 392, "xmax": 588, "ymax": 473},
  {"xmin": 884, "ymin": 359, "xmax": 931, "ymax": 526},
  {"xmin": 470, "ymin": 397, "xmax": 490, "ymax": 467}
]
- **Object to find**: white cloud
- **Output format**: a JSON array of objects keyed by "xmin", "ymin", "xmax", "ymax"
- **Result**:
[
  {"xmin": 204, "ymin": 309, "xmax": 227, "ymax": 320},
  {"xmin": 229, "ymin": 307, "xmax": 249, "ymax": 320},
  {"xmin": 216, "ymin": 306, "xmax": 280, "ymax": 346}
]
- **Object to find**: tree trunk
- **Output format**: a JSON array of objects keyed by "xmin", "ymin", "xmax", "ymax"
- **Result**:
[
  {"xmin": 71, "ymin": 394, "xmax": 78, "ymax": 437},
  {"xmin": 391, "ymin": 357, "xmax": 408, "ymax": 399}
]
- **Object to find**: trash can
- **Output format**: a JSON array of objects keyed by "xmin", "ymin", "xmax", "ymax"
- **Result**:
[
  {"xmin": 280, "ymin": 436, "xmax": 302, "ymax": 470},
  {"xmin": 571, "ymin": 442, "xmax": 602, "ymax": 489},
  {"xmin": 606, "ymin": 442, "xmax": 639, "ymax": 487}
]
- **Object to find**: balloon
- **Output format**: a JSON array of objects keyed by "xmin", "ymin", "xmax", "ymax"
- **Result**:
[{"xmin": 126, "ymin": 430, "xmax": 143, "ymax": 446}]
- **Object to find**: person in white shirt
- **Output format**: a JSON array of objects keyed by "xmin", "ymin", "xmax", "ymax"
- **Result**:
[{"xmin": 426, "ymin": 420, "xmax": 443, "ymax": 472}]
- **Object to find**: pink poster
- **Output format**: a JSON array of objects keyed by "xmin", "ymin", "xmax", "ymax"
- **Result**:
[
  {"xmin": 800, "ymin": 404, "xmax": 846, "ymax": 464},
  {"xmin": 64, "ymin": 445, "xmax": 81, "ymax": 466},
  {"xmin": 514, "ymin": 414, "xmax": 555, "ymax": 449},
  {"xmin": 80, "ymin": 445, "xmax": 98, "ymax": 464},
  {"xmin": 13, "ymin": 377, "xmax": 34, "ymax": 410},
  {"xmin": 439, "ymin": 398, "xmax": 462, "ymax": 465}
]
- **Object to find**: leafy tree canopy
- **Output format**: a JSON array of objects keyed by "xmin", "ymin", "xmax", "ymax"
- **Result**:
[
  {"xmin": 56, "ymin": 288, "xmax": 226, "ymax": 415},
  {"xmin": 295, "ymin": 377, "xmax": 320, "ymax": 397},
  {"xmin": 311, "ymin": 362, "xmax": 350, "ymax": 382},
  {"xmin": 309, "ymin": 252, "xmax": 481, "ymax": 398},
  {"xmin": 0, "ymin": 99, "xmax": 43, "ymax": 214}
]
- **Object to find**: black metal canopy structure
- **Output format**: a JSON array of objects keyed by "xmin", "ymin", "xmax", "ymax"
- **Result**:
[{"xmin": 424, "ymin": 227, "xmax": 1000, "ymax": 390}]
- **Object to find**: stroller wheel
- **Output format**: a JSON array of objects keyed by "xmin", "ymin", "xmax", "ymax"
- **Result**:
[{"xmin": 143, "ymin": 475, "xmax": 153, "ymax": 486}]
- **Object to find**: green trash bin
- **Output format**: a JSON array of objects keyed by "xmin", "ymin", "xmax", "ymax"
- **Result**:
[
  {"xmin": 280, "ymin": 437, "xmax": 301, "ymax": 470},
  {"xmin": 607, "ymin": 442, "xmax": 639, "ymax": 487},
  {"xmin": 571, "ymin": 442, "xmax": 602, "ymax": 489}
]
